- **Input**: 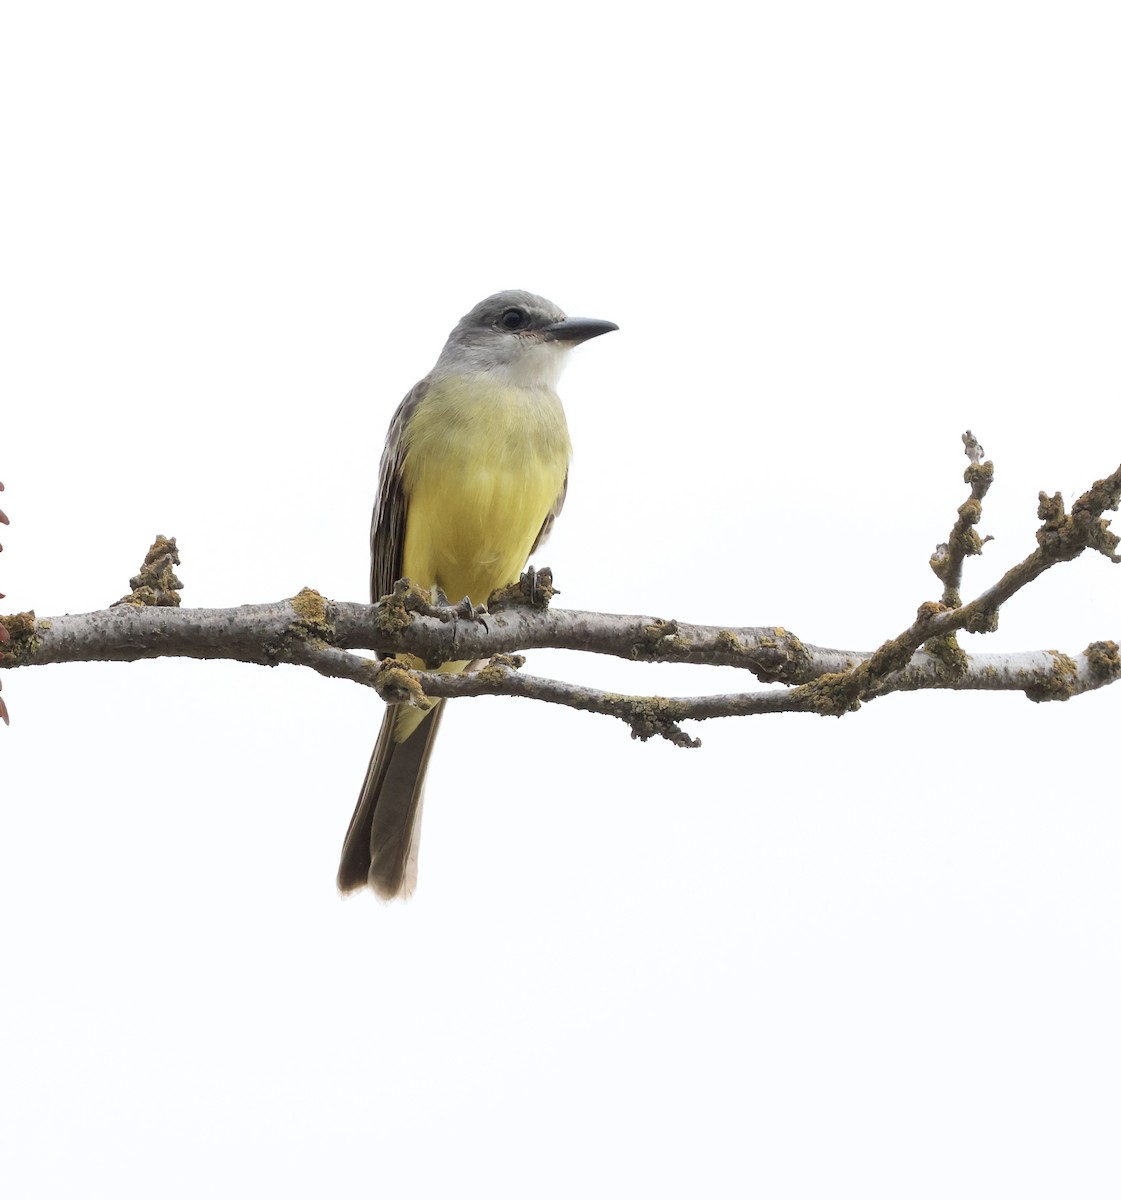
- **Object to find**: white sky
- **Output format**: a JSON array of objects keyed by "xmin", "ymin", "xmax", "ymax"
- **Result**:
[{"xmin": 3, "ymin": 3, "xmax": 1121, "ymax": 1196}]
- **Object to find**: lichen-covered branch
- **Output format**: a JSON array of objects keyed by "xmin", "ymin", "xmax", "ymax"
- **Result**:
[
  {"xmin": 929, "ymin": 430, "xmax": 993, "ymax": 607},
  {"xmin": 791, "ymin": 443, "xmax": 1121, "ymax": 718},
  {"xmin": 2, "ymin": 439, "xmax": 1120, "ymax": 745}
]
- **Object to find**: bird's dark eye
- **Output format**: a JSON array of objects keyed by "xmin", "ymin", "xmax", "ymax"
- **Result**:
[{"xmin": 500, "ymin": 307, "xmax": 527, "ymax": 330}]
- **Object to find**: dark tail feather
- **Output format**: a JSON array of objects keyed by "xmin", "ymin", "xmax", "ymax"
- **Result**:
[{"xmin": 336, "ymin": 704, "xmax": 445, "ymax": 899}]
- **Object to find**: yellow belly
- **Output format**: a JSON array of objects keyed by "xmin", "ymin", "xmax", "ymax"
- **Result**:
[
  {"xmin": 390, "ymin": 375, "xmax": 571, "ymax": 744},
  {"xmin": 400, "ymin": 375, "xmax": 571, "ymax": 606}
]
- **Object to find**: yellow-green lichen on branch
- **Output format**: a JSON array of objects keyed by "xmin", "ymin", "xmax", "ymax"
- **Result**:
[
  {"xmin": 617, "ymin": 693, "xmax": 700, "ymax": 747},
  {"xmin": 631, "ymin": 618, "xmax": 690, "ymax": 661},
  {"xmin": 115, "ymin": 535, "xmax": 182, "ymax": 607},
  {"xmin": 372, "ymin": 578, "xmax": 441, "ymax": 638},
  {"xmin": 922, "ymin": 634, "xmax": 969, "ymax": 681},
  {"xmin": 373, "ymin": 661, "xmax": 430, "ymax": 710},
  {"xmin": 794, "ymin": 670, "xmax": 863, "ymax": 717},
  {"xmin": 488, "ymin": 567, "xmax": 555, "ymax": 611},
  {"xmin": 1084, "ymin": 640, "xmax": 1120, "ymax": 682},
  {"xmin": 476, "ymin": 654, "xmax": 526, "ymax": 685},
  {"xmin": 714, "ymin": 625, "xmax": 812, "ymax": 683},
  {"xmin": 0, "ymin": 611, "xmax": 40, "ymax": 660},
  {"xmin": 290, "ymin": 587, "xmax": 333, "ymax": 637},
  {"xmin": 1024, "ymin": 650, "xmax": 1080, "ymax": 702}
]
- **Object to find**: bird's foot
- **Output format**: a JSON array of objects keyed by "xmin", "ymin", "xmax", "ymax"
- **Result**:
[
  {"xmin": 488, "ymin": 565, "xmax": 557, "ymax": 612},
  {"xmin": 454, "ymin": 594, "xmax": 489, "ymax": 628}
]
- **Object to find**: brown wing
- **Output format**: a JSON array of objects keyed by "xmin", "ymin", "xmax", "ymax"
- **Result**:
[
  {"xmin": 529, "ymin": 469, "xmax": 568, "ymax": 559},
  {"xmin": 370, "ymin": 377, "xmax": 430, "ymax": 603}
]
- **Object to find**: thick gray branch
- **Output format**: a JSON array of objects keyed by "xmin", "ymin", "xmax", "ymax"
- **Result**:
[
  {"xmin": 3, "ymin": 438, "xmax": 1119, "ymax": 745},
  {"xmin": 2, "ymin": 597, "xmax": 1117, "ymax": 747}
]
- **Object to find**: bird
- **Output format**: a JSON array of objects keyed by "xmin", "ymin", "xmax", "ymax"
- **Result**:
[{"xmin": 337, "ymin": 290, "xmax": 618, "ymax": 899}]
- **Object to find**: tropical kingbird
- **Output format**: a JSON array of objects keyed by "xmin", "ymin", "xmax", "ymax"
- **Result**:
[{"xmin": 337, "ymin": 290, "xmax": 617, "ymax": 899}]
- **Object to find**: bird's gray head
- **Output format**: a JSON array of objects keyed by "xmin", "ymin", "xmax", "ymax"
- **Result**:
[{"xmin": 434, "ymin": 289, "xmax": 617, "ymax": 389}]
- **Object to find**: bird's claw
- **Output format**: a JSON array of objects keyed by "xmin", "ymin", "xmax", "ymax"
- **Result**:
[{"xmin": 523, "ymin": 565, "xmax": 555, "ymax": 608}]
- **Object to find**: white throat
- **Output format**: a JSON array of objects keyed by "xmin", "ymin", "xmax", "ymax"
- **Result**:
[{"xmin": 475, "ymin": 339, "xmax": 570, "ymax": 391}]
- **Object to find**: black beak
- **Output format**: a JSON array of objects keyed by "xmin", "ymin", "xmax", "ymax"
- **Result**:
[{"xmin": 541, "ymin": 316, "xmax": 619, "ymax": 345}]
